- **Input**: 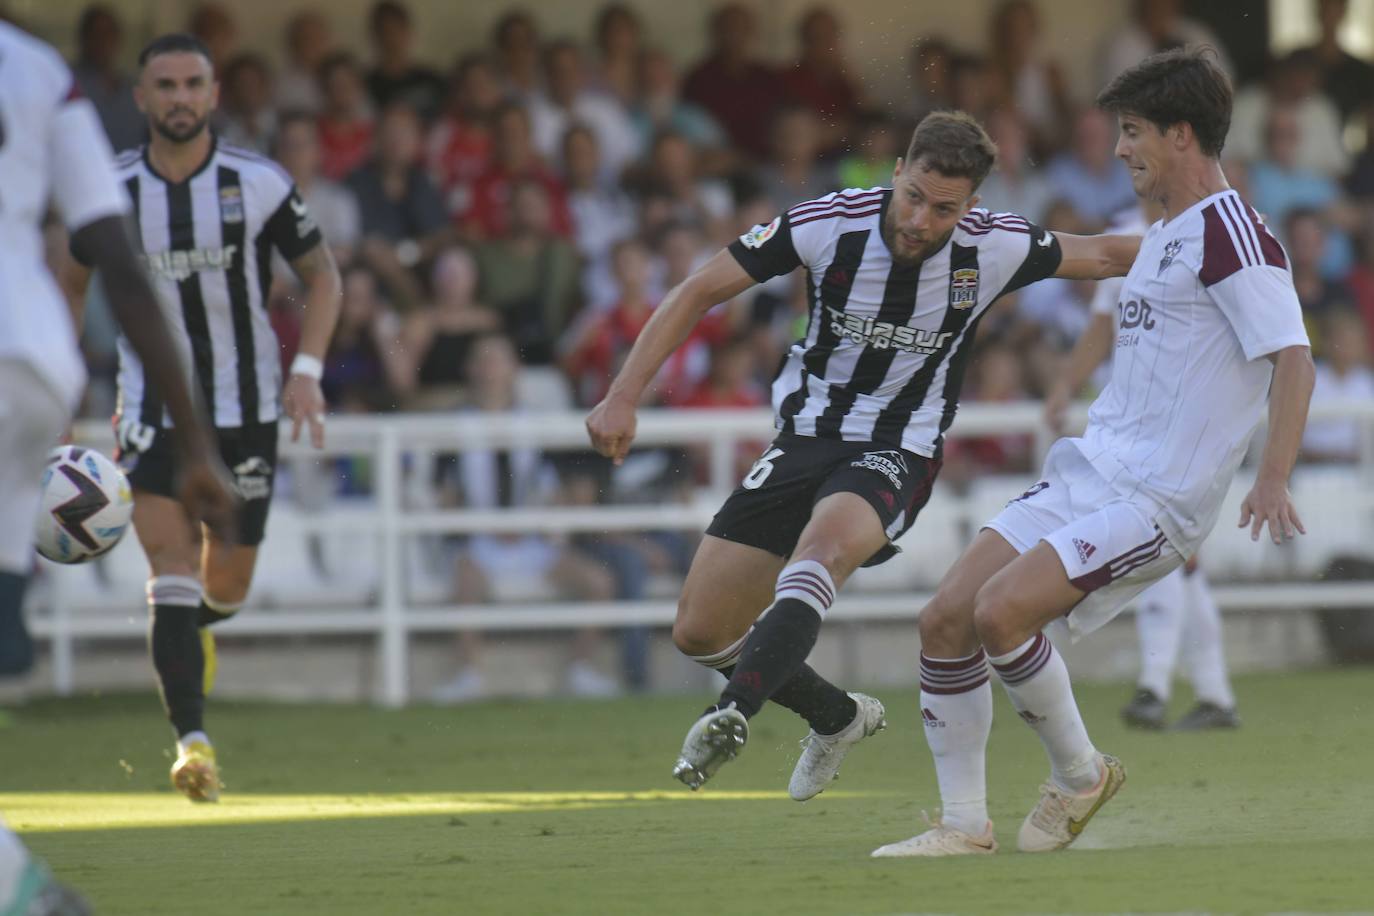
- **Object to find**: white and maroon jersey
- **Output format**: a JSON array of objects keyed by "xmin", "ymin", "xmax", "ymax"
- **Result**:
[
  {"xmin": 728, "ymin": 189, "xmax": 1062, "ymax": 456},
  {"xmin": 84, "ymin": 137, "xmax": 324, "ymax": 429},
  {"xmin": 1072, "ymin": 188, "xmax": 1310, "ymax": 555},
  {"xmin": 0, "ymin": 24, "xmax": 130, "ymax": 410}
]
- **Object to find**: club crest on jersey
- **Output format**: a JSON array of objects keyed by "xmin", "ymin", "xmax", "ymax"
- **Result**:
[
  {"xmin": 739, "ymin": 217, "xmax": 780, "ymax": 250},
  {"xmin": 1158, "ymin": 239, "xmax": 1182, "ymax": 275},
  {"xmin": 219, "ymin": 186, "xmax": 245, "ymax": 223},
  {"xmin": 949, "ymin": 268, "xmax": 979, "ymax": 309}
]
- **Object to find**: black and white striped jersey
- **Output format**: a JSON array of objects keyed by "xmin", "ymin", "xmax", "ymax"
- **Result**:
[
  {"xmin": 89, "ymin": 136, "xmax": 323, "ymax": 429},
  {"xmin": 728, "ymin": 188, "xmax": 1062, "ymax": 457}
]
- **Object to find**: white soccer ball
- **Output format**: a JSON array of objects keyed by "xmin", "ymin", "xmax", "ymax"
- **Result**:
[{"xmin": 34, "ymin": 446, "xmax": 134, "ymax": 564}]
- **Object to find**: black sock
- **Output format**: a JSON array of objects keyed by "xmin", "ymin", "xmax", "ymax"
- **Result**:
[
  {"xmin": 715, "ymin": 598, "xmax": 823, "ymax": 720},
  {"xmin": 197, "ymin": 599, "xmax": 237, "ymax": 628},
  {"xmin": 717, "ymin": 661, "xmax": 857, "ymax": 735},
  {"xmin": 150, "ymin": 604, "xmax": 205, "ymax": 736},
  {"xmin": 0, "ymin": 571, "xmax": 34, "ymax": 677}
]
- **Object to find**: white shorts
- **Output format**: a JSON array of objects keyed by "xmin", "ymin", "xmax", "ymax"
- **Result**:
[
  {"xmin": 0, "ymin": 359, "xmax": 71, "ymax": 573},
  {"xmin": 984, "ymin": 439, "xmax": 1183, "ymax": 638}
]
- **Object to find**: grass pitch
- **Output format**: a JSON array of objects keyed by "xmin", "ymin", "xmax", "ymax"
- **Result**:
[{"xmin": 4, "ymin": 668, "xmax": 1374, "ymax": 914}]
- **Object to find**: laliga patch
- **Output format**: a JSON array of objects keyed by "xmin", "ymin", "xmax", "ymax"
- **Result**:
[{"xmin": 740, "ymin": 216, "xmax": 781, "ymax": 250}]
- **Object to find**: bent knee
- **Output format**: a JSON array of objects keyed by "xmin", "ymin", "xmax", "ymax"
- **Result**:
[
  {"xmin": 918, "ymin": 586, "xmax": 977, "ymax": 648},
  {"xmin": 971, "ymin": 582, "xmax": 1020, "ymax": 651}
]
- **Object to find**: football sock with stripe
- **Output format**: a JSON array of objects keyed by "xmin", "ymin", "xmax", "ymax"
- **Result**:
[
  {"xmin": 1180, "ymin": 567, "xmax": 1236, "ymax": 709},
  {"xmin": 691, "ymin": 630, "xmax": 857, "ymax": 735},
  {"xmin": 148, "ymin": 576, "xmax": 206, "ymax": 738},
  {"xmin": 919, "ymin": 649, "xmax": 993, "ymax": 835},
  {"xmin": 714, "ymin": 561, "xmax": 836, "ymax": 721},
  {"xmin": 990, "ymin": 633, "xmax": 1100, "ymax": 792},
  {"xmin": 198, "ymin": 594, "xmax": 242, "ymax": 628}
]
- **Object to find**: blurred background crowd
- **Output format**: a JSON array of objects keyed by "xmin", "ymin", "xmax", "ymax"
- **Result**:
[{"xmin": 32, "ymin": 0, "xmax": 1374, "ymax": 698}]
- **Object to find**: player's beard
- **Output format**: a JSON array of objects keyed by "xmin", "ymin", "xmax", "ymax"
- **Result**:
[
  {"xmin": 881, "ymin": 210, "xmax": 951, "ymax": 267},
  {"xmin": 151, "ymin": 109, "xmax": 210, "ymax": 144}
]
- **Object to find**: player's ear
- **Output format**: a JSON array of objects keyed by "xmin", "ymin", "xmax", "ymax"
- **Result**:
[
  {"xmin": 133, "ymin": 82, "xmax": 146, "ymax": 114},
  {"xmin": 964, "ymin": 194, "xmax": 980, "ymax": 215},
  {"xmin": 891, "ymin": 158, "xmax": 904, "ymax": 184},
  {"xmin": 1171, "ymin": 121, "xmax": 1191, "ymax": 151},
  {"xmin": 210, "ymin": 79, "xmax": 221, "ymax": 110}
]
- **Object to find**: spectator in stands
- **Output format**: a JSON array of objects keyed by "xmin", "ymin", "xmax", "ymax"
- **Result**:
[
  {"xmin": 1097, "ymin": 0, "xmax": 1232, "ymax": 85},
  {"xmin": 365, "ymin": 1, "xmax": 445, "ymax": 122},
  {"xmin": 1230, "ymin": 50, "xmax": 1349, "ymax": 179},
  {"xmin": 1349, "ymin": 104, "xmax": 1374, "ymax": 200},
  {"xmin": 907, "ymin": 37, "xmax": 953, "ymax": 129},
  {"xmin": 464, "ymin": 102, "xmax": 573, "ymax": 240},
  {"xmin": 565, "ymin": 125, "xmax": 637, "ymax": 311},
  {"xmin": 638, "ymin": 132, "xmax": 734, "ymax": 242},
  {"xmin": 71, "ymin": 5, "xmax": 143, "ymax": 151},
  {"xmin": 986, "ymin": 0, "xmax": 1070, "ymax": 156},
  {"xmin": 1250, "ymin": 104, "xmax": 1356, "ymax": 278},
  {"xmin": 188, "ymin": 2, "xmax": 238, "ymax": 74},
  {"xmin": 1045, "ymin": 107, "xmax": 1136, "ymax": 229},
  {"xmin": 948, "ymin": 54, "xmax": 996, "ymax": 126},
  {"xmin": 322, "ymin": 265, "xmax": 410, "ymax": 413},
  {"xmin": 276, "ymin": 10, "xmax": 333, "ymax": 113},
  {"xmin": 975, "ymin": 107, "xmax": 1054, "ymax": 223},
  {"xmin": 275, "ymin": 112, "xmax": 362, "ymax": 264},
  {"xmin": 475, "ymin": 181, "xmax": 580, "ymax": 365},
  {"xmin": 1350, "ymin": 213, "xmax": 1374, "ymax": 340},
  {"xmin": 782, "ymin": 7, "xmax": 864, "ymax": 153},
  {"xmin": 680, "ymin": 337, "xmax": 766, "ymax": 410},
  {"xmin": 432, "ymin": 333, "xmax": 623, "ymax": 703},
  {"xmin": 756, "ymin": 107, "xmax": 836, "ymax": 215},
  {"xmin": 654, "ymin": 221, "xmax": 712, "ymax": 297},
  {"xmin": 629, "ymin": 49, "xmax": 730, "ymax": 173},
  {"xmin": 347, "ymin": 102, "xmax": 452, "ymax": 310},
  {"xmin": 682, "ymin": 3, "xmax": 785, "ymax": 158},
  {"xmin": 529, "ymin": 40, "xmax": 642, "ymax": 182},
  {"xmin": 1302, "ymin": 309, "xmax": 1374, "ymax": 463},
  {"xmin": 216, "ymin": 53, "xmax": 277, "ymax": 154},
  {"xmin": 1300, "ymin": 0, "xmax": 1374, "ymax": 126},
  {"xmin": 836, "ymin": 113, "xmax": 900, "ymax": 192},
  {"xmin": 401, "ymin": 247, "xmax": 500, "ymax": 409},
  {"xmin": 1287, "ymin": 209, "xmax": 1355, "ymax": 335},
  {"xmin": 427, "ymin": 54, "xmax": 501, "ymax": 217},
  {"xmin": 592, "ymin": 3, "xmax": 644, "ymax": 106},
  {"xmin": 491, "ymin": 9, "xmax": 542, "ymax": 100},
  {"xmin": 317, "ymin": 53, "xmax": 375, "ymax": 182}
]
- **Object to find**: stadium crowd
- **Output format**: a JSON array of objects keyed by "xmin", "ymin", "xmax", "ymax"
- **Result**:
[{"xmin": 58, "ymin": 0, "xmax": 1374, "ymax": 697}]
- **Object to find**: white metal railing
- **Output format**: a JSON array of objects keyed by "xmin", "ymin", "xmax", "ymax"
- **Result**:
[{"xmin": 32, "ymin": 401, "xmax": 1374, "ymax": 707}]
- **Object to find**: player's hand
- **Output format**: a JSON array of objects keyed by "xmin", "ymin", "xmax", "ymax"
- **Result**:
[
  {"xmin": 177, "ymin": 455, "xmax": 238, "ymax": 542},
  {"xmin": 1043, "ymin": 382, "xmax": 1072, "ymax": 435},
  {"xmin": 586, "ymin": 394, "xmax": 637, "ymax": 466},
  {"xmin": 1238, "ymin": 474, "xmax": 1306, "ymax": 544},
  {"xmin": 283, "ymin": 374, "xmax": 327, "ymax": 449}
]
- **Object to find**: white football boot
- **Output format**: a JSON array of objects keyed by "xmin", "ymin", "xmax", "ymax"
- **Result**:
[
  {"xmin": 871, "ymin": 818, "xmax": 998, "ymax": 857},
  {"xmin": 1017, "ymin": 753, "xmax": 1126, "ymax": 852},
  {"xmin": 671, "ymin": 705, "xmax": 749, "ymax": 790},
  {"xmin": 788, "ymin": 692, "xmax": 887, "ymax": 801}
]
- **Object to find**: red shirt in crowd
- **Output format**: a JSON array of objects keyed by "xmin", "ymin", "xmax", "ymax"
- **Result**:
[
  {"xmin": 463, "ymin": 164, "xmax": 574, "ymax": 239},
  {"xmin": 317, "ymin": 117, "xmax": 374, "ymax": 182},
  {"xmin": 681, "ymin": 57, "xmax": 785, "ymax": 159},
  {"xmin": 427, "ymin": 116, "xmax": 493, "ymax": 216},
  {"xmin": 565, "ymin": 303, "xmax": 729, "ymax": 406},
  {"xmin": 782, "ymin": 64, "xmax": 862, "ymax": 129}
]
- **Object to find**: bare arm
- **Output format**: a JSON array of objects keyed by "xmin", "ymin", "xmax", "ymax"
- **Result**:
[
  {"xmin": 284, "ymin": 242, "xmax": 343, "ymax": 448},
  {"xmin": 586, "ymin": 249, "xmax": 756, "ymax": 463},
  {"xmin": 1052, "ymin": 232, "xmax": 1141, "ymax": 280},
  {"xmin": 1239, "ymin": 345, "xmax": 1315, "ymax": 543},
  {"xmin": 1044, "ymin": 311, "xmax": 1115, "ymax": 432}
]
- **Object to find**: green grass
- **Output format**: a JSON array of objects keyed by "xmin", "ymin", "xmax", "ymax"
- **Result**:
[{"xmin": 4, "ymin": 668, "xmax": 1374, "ymax": 914}]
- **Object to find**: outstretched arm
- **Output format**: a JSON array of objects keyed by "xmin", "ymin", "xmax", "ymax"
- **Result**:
[
  {"xmin": 1051, "ymin": 232, "xmax": 1141, "ymax": 280},
  {"xmin": 1239, "ymin": 345, "xmax": 1315, "ymax": 543},
  {"xmin": 586, "ymin": 250, "xmax": 756, "ymax": 463}
]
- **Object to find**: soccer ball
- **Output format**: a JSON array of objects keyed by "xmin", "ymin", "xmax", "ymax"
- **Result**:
[{"xmin": 34, "ymin": 446, "xmax": 134, "ymax": 564}]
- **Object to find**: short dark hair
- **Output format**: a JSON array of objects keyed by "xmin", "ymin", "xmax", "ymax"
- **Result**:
[
  {"xmin": 138, "ymin": 32, "xmax": 212, "ymax": 68},
  {"xmin": 370, "ymin": 0, "xmax": 409, "ymax": 33},
  {"xmin": 903, "ymin": 110, "xmax": 998, "ymax": 190},
  {"xmin": 1096, "ymin": 47, "xmax": 1232, "ymax": 159}
]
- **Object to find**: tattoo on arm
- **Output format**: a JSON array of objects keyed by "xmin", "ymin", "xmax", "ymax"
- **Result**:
[{"xmin": 289, "ymin": 242, "xmax": 338, "ymax": 285}]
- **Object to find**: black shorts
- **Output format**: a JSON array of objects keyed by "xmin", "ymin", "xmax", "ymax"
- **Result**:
[
  {"xmin": 114, "ymin": 420, "xmax": 278, "ymax": 546},
  {"xmin": 706, "ymin": 432, "xmax": 941, "ymax": 567}
]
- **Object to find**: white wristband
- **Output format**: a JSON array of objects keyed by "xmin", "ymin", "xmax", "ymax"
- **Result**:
[{"xmin": 290, "ymin": 353, "xmax": 323, "ymax": 380}]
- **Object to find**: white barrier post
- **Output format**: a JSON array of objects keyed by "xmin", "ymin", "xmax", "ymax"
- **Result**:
[{"xmin": 376, "ymin": 424, "xmax": 407, "ymax": 707}]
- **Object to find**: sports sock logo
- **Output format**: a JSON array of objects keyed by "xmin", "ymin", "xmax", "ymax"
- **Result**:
[
  {"xmin": 1018, "ymin": 709, "xmax": 1047, "ymax": 725},
  {"xmin": 1073, "ymin": 537, "xmax": 1097, "ymax": 563},
  {"xmin": 921, "ymin": 707, "xmax": 945, "ymax": 728}
]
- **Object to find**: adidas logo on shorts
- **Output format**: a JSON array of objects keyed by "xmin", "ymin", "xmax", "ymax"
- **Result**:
[{"xmin": 1073, "ymin": 537, "xmax": 1097, "ymax": 564}]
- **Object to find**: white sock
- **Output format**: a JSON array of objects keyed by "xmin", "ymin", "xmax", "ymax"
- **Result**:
[
  {"xmin": 919, "ymin": 650, "xmax": 992, "ymax": 835},
  {"xmin": 1181, "ymin": 568, "xmax": 1236, "ymax": 709},
  {"xmin": 177, "ymin": 730, "xmax": 211, "ymax": 754},
  {"xmin": 990, "ymin": 633, "xmax": 1100, "ymax": 792},
  {"xmin": 1134, "ymin": 568, "xmax": 1187, "ymax": 700},
  {"xmin": 0, "ymin": 822, "xmax": 31, "ymax": 912}
]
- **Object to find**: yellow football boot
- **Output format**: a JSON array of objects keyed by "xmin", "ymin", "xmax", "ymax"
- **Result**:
[{"xmin": 170, "ymin": 740, "xmax": 220, "ymax": 803}]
